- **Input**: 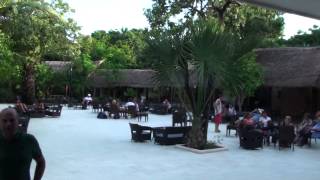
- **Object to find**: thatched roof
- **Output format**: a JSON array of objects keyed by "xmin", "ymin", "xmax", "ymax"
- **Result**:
[
  {"xmin": 256, "ymin": 47, "xmax": 320, "ymax": 87},
  {"xmin": 88, "ymin": 69, "xmax": 198, "ymax": 88},
  {"xmin": 44, "ymin": 61, "xmax": 72, "ymax": 71},
  {"xmin": 44, "ymin": 60, "xmax": 104, "ymax": 71},
  {"xmin": 88, "ymin": 69, "xmax": 157, "ymax": 88}
]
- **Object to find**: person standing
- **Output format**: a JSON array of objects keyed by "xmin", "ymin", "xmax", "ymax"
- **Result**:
[
  {"xmin": 0, "ymin": 108, "xmax": 46, "ymax": 180},
  {"xmin": 213, "ymin": 94, "xmax": 223, "ymax": 133}
]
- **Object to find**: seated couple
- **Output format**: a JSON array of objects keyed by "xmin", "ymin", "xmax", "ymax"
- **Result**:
[{"xmin": 295, "ymin": 112, "xmax": 320, "ymax": 146}]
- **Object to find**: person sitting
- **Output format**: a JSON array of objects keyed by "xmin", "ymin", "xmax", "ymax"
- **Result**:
[
  {"xmin": 83, "ymin": 94, "xmax": 93, "ymax": 106},
  {"xmin": 259, "ymin": 111, "xmax": 272, "ymax": 129},
  {"xmin": 272, "ymin": 115, "xmax": 295, "ymax": 145},
  {"xmin": 280, "ymin": 116, "xmax": 294, "ymax": 127},
  {"xmin": 242, "ymin": 113, "xmax": 255, "ymax": 127},
  {"xmin": 15, "ymin": 99, "xmax": 29, "ymax": 116},
  {"xmin": 295, "ymin": 113, "xmax": 314, "ymax": 146},
  {"xmin": 125, "ymin": 98, "xmax": 135, "ymax": 108},
  {"xmin": 126, "ymin": 98, "xmax": 138, "ymax": 118},
  {"xmin": 110, "ymin": 99, "xmax": 120, "ymax": 119},
  {"xmin": 250, "ymin": 109, "xmax": 263, "ymax": 124},
  {"xmin": 310, "ymin": 111, "xmax": 320, "ymax": 140},
  {"xmin": 238, "ymin": 112, "xmax": 263, "ymax": 149},
  {"xmin": 34, "ymin": 99, "xmax": 45, "ymax": 112},
  {"xmin": 162, "ymin": 99, "xmax": 172, "ymax": 113},
  {"xmin": 133, "ymin": 98, "xmax": 140, "ymax": 112}
]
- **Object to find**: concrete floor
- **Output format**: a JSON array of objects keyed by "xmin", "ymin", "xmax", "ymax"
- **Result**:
[{"xmin": 1, "ymin": 104, "xmax": 320, "ymax": 180}]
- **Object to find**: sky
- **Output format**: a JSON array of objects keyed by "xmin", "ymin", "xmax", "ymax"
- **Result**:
[{"xmin": 65, "ymin": 0, "xmax": 320, "ymax": 39}]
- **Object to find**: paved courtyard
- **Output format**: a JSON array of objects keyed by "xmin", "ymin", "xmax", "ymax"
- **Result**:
[{"xmin": 1, "ymin": 104, "xmax": 320, "ymax": 180}]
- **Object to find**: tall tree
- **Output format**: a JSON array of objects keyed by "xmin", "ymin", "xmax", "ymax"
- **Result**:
[
  {"xmin": 149, "ymin": 19, "xmax": 236, "ymax": 149},
  {"xmin": 0, "ymin": 0, "xmax": 79, "ymax": 104},
  {"xmin": 145, "ymin": 0, "xmax": 283, "ymax": 109},
  {"xmin": 145, "ymin": 0, "xmax": 283, "ymax": 36}
]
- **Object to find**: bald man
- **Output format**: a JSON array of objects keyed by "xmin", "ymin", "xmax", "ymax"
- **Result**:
[{"xmin": 0, "ymin": 108, "xmax": 45, "ymax": 180}]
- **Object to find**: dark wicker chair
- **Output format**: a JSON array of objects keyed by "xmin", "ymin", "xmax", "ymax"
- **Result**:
[
  {"xmin": 278, "ymin": 126, "xmax": 295, "ymax": 151},
  {"xmin": 29, "ymin": 110, "xmax": 46, "ymax": 118},
  {"xmin": 92, "ymin": 102, "xmax": 100, "ymax": 112},
  {"xmin": 153, "ymin": 126, "xmax": 191, "ymax": 145},
  {"xmin": 45, "ymin": 105, "xmax": 62, "ymax": 117},
  {"xmin": 149, "ymin": 104, "xmax": 168, "ymax": 115},
  {"xmin": 239, "ymin": 126, "xmax": 263, "ymax": 149},
  {"xmin": 226, "ymin": 120, "xmax": 238, "ymax": 136},
  {"xmin": 172, "ymin": 110, "xmax": 187, "ymax": 127},
  {"xmin": 129, "ymin": 123, "xmax": 152, "ymax": 142}
]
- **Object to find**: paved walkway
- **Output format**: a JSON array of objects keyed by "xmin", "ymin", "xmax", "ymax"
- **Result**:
[{"xmin": 1, "ymin": 105, "xmax": 320, "ymax": 180}]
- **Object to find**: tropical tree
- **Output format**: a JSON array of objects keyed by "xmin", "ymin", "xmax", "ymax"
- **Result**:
[
  {"xmin": 222, "ymin": 52, "xmax": 263, "ymax": 112},
  {"xmin": 0, "ymin": 0, "xmax": 79, "ymax": 104},
  {"xmin": 145, "ymin": 0, "xmax": 283, "ymax": 36},
  {"xmin": 0, "ymin": 31, "xmax": 21, "ymax": 101},
  {"xmin": 148, "ymin": 19, "xmax": 236, "ymax": 149},
  {"xmin": 145, "ymin": 0, "xmax": 282, "ymax": 113}
]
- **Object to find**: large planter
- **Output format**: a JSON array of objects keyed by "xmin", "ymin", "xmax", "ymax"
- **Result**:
[{"xmin": 175, "ymin": 144, "xmax": 228, "ymax": 154}]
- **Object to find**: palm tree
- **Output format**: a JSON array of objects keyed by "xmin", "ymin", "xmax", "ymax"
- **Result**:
[{"xmin": 148, "ymin": 19, "xmax": 236, "ymax": 149}]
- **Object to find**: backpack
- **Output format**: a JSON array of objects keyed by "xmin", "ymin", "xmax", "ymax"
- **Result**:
[{"xmin": 97, "ymin": 112, "xmax": 108, "ymax": 119}]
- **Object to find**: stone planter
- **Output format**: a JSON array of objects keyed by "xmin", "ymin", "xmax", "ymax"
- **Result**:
[{"xmin": 175, "ymin": 144, "xmax": 228, "ymax": 154}]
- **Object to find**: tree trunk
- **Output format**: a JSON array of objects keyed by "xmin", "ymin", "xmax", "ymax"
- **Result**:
[
  {"xmin": 23, "ymin": 64, "xmax": 36, "ymax": 105},
  {"xmin": 237, "ymin": 92, "xmax": 246, "ymax": 113},
  {"xmin": 187, "ymin": 116, "xmax": 207, "ymax": 149}
]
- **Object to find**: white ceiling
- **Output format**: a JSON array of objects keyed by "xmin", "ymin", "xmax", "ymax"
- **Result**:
[{"xmin": 241, "ymin": 0, "xmax": 320, "ymax": 19}]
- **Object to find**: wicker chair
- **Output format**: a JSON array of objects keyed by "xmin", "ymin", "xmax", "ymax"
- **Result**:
[
  {"xmin": 278, "ymin": 126, "xmax": 295, "ymax": 151},
  {"xmin": 129, "ymin": 123, "xmax": 152, "ymax": 142},
  {"xmin": 172, "ymin": 110, "xmax": 187, "ymax": 127},
  {"xmin": 239, "ymin": 125, "xmax": 263, "ymax": 149},
  {"xmin": 45, "ymin": 105, "xmax": 62, "ymax": 117},
  {"xmin": 153, "ymin": 126, "xmax": 191, "ymax": 145}
]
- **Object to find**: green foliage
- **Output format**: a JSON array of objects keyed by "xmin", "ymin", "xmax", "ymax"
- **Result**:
[
  {"xmin": 78, "ymin": 29, "xmax": 148, "ymax": 69},
  {"xmin": 70, "ymin": 54, "xmax": 96, "ymax": 97},
  {"xmin": 145, "ymin": 0, "xmax": 284, "ymax": 40},
  {"xmin": 0, "ymin": 0, "xmax": 79, "ymax": 103},
  {"xmin": 223, "ymin": 52, "xmax": 263, "ymax": 102},
  {"xmin": 280, "ymin": 25, "xmax": 320, "ymax": 47},
  {"xmin": 35, "ymin": 63, "xmax": 54, "ymax": 98},
  {"xmin": 149, "ymin": 19, "xmax": 237, "ymax": 149},
  {"xmin": 124, "ymin": 88, "xmax": 137, "ymax": 98},
  {"xmin": 0, "ymin": 31, "xmax": 21, "ymax": 100}
]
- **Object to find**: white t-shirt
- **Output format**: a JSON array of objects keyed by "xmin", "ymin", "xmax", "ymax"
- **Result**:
[
  {"xmin": 125, "ymin": 102, "xmax": 135, "ymax": 107},
  {"xmin": 228, "ymin": 107, "xmax": 236, "ymax": 116},
  {"xmin": 214, "ymin": 98, "xmax": 223, "ymax": 115},
  {"xmin": 84, "ymin": 96, "xmax": 92, "ymax": 102},
  {"xmin": 259, "ymin": 116, "xmax": 271, "ymax": 127}
]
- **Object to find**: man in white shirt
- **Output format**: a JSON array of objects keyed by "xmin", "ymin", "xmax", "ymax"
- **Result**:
[
  {"xmin": 125, "ymin": 101, "xmax": 135, "ymax": 107},
  {"xmin": 259, "ymin": 111, "xmax": 271, "ymax": 128}
]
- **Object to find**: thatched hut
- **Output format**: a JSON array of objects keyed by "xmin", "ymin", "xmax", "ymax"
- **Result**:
[
  {"xmin": 255, "ymin": 47, "xmax": 320, "ymax": 119},
  {"xmin": 87, "ymin": 69, "xmax": 166, "ymax": 101},
  {"xmin": 87, "ymin": 69, "xmax": 198, "ymax": 101},
  {"xmin": 44, "ymin": 61, "xmax": 72, "ymax": 71}
]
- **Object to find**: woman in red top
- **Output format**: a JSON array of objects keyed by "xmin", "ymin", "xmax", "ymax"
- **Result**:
[{"xmin": 242, "ymin": 113, "xmax": 254, "ymax": 126}]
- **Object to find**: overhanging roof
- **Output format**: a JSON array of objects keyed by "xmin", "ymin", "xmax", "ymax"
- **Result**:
[{"xmin": 241, "ymin": 0, "xmax": 320, "ymax": 19}]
